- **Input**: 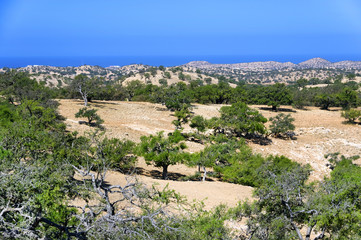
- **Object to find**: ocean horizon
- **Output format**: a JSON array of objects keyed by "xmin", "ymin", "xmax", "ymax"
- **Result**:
[{"xmin": 1, "ymin": 55, "xmax": 361, "ymax": 68}]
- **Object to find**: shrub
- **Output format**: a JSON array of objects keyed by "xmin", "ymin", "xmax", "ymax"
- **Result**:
[
  {"xmin": 164, "ymin": 71, "xmax": 171, "ymax": 79},
  {"xmin": 190, "ymin": 115, "xmax": 207, "ymax": 133},
  {"xmin": 158, "ymin": 78, "xmax": 168, "ymax": 86},
  {"xmin": 75, "ymin": 107, "xmax": 104, "ymax": 127},
  {"xmin": 137, "ymin": 130, "xmax": 188, "ymax": 179},
  {"xmin": 341, "ymin": 108, "xmax": 361, "ymax": 123},
  {"xmin": 269, "ymin": 113, "xmax": 295, "ymax": 138},
  {"xmin": 172, "ymin": 106, "xmax": 192, "ymax": 129},
  {"xmin": 219, "ymin": 102, "xmax": 267, "ymax": 136}
]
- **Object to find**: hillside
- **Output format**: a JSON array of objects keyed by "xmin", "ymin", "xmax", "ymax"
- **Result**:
[
  {"xmin": 58, "ymin": 100, "xmax": 361, "ymax": 208},
  {"xmin": 1, "ymin": 57, "xmax": 361, "ymax": 86},
  {"xmin": 183, "ymin": 58, "xmax": 361, "ymax": 84},
  {"xmin": 184, "ymin": 57, "xmax": 361, "ymax": 70}
]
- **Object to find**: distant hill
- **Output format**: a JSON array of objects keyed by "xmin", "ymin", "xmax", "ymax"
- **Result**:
[
  {"xmin": 184, "ymin": 57, "xmax": 361, "ymax": 70},
  {"xmin": 1, "ymin": 58, "xmax": 360, "ymax": 86}
]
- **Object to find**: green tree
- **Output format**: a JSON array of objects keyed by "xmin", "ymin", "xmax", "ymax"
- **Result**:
[
  {"xmin": 219, "ymin": 102, "xmax": 267, "ymax": 137},
  {"xmin": 123, "ymin": 80, "xmax": 145, "ymax": 101},
  {"xmin": 336, "ymin": 87, "xmax": 358, "ymax": 110},
  {"xmin": 178, "ymin": 72, "xmax": 186, "ymax": 81},
  {"xmin": 144, "ymin": 73, "xmax": 151, "ymax": 80},
  {"xmin": 190, "ymin": 115, "xmax": 207, "ymax": 133},
  {"xmin": 315, "ymin": 93, "xmax": 336, "ymax": 110},
  {"xmin": 138, "ymin": 131, "xmax": 188, "ymax": 179},
  {"xmin": 311, "ymin": 154, "xmax": 361, "ymax": 239},
  {"xmin": 341, "ymin": 108, "xmax": 361, "ymax": 123},
  {"xmin": 0, "ymin": 71, "xmax": 53, "ymax": 106},
  {"xmin": 190, "ymin": 139, "xmax": 243, "ymax": 182},
  {"xmin": 164, "ymin": 82, "xmax": 191, "ymax": 111},
  {"xmin": 204, "ymin": 77, "xmax": 212, "ymax": 85},
  {"xmin": 164, "ymin": 71, "xmax": 171, "ymax": 79},
  {"xmin": 172, "ymin": 106, "xmax": 192, "ymax": 130},
  {"xmin": 96, "ymin": 137, "xmax": 136, "ymax": 170},
  {"xmin": 263, "ymin": 83, "xmax": 292, "ymax": 111},
  {"xmin": 234, "ymin": 153, "xmax": 361, "ymax": 240},
  {"xmin": 159, "ymin": 78, "xmax": 168, "ymax": 86},
  {"xmin": 75, "ymin": 107, "xmax": 104, "ymax": 127},
  {"xmin": 269, "ymin": 113, "xmax": 295, "ymax": 138},
  {"xmin": 346, "ymin": 73, "xmax": 356, "ymax": 80},
  {"xmin": 70, "ymin": 74, "xmax": 101, "ymax": 106},
  {"xmin": 296, "ymin": 78, "xmax": 309, "ymax": 88}
]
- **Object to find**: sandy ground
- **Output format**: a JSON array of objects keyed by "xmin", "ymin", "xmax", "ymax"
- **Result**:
[
  {"xmin": 58, "ymin": 99, "xmax": 361, "ymax": 208},
  {"xmin": 249, "ymin": 105, "xmax": 361, "ymax": 181}
]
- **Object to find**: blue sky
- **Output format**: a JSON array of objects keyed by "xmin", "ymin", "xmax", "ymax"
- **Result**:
[{"xmin": 1, "ymin": 0, "xmax": 361, "ymax": 61}]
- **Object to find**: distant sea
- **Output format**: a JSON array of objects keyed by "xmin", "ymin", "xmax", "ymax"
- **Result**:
[{"xmin": 1, "ymin": 55, "xmax": 361, "ymax": 68}]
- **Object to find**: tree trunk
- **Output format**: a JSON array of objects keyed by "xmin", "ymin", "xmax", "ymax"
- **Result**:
[
  {"xmin": 162, "ymin": 165, "xmax": 168, "ymax": 179},
  {"xmin": 78, "ymin": 85, "xmax": 88, "ymax": 106},
  {"xmin": 82, "ymin": 94, "xmax": 88, "ymax": 106},
  {"xmin": 202, "ymin": 166, "xmax": 207, "ymax": 182}
]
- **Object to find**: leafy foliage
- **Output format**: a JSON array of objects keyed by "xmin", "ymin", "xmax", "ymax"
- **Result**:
[
  {"xmin": 233, "ymin": 154, "xmax": 361, "ymax": 240},
  {"xmin": 163, "ymin": 82, "xmax": 192, "ymax": 111},
  {"xmin": 0, "ymin": 71, "xmax": 55, "ymax": 106},
  {"xmin": 75, "ymin": 107, "xmax": 104, "ymax": 127},
  {"xmin": 172, "ymin": 105, "xmax": 192, "ymax": 129},
  {"xmin": 190, "ymin": 115, "xmax": 207, "ymax": 133},
  {"xmin": 262, "ymin": 83, "xmax": 292, "ymax": 111},
  {"xmin": 138, "ymin": 130, "xmax": 188, "ymax": 179},
  {"xmin": 336, "ymin": 87, "xmax": 358, "ymax": 110},
  {"xmin": 341, "ymin": 108, "xmax": 361, "ymax": 123},
  {"xmin": 269, "ymin": 113, "xmax": 295, "ymax": 138},
  {"xmin": 219, "ymin": 102, "xmax": 267, "ymax": 136},
  {"xmin": 315, "ymin": 93, "xmax": 336, "ymax": 110},
  {"xmin": 70, "ymin": 74, "xmax": 102, "ymax": 106}
]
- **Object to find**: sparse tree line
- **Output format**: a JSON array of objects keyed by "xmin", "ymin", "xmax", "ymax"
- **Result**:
[
  {"xmin": 0, "ymin": 71, "xmax": 361, "ymax": 239},
  {"xmin": 57, "ymin": 70, "xmax": 361, "ymax": 125},
  {"xmin": 46, "ymin": 71, "xmax": 360, "ymax": 112}
]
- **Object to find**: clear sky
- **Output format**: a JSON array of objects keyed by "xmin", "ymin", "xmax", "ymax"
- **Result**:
[{"xmin": 1, "ymin": 0, "xmax": 361, "ymax": 61}]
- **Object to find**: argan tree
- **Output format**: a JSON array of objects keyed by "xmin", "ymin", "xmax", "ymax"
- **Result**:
[
  {"xmin": 137, "ymin": 130, "xmax": 188, "ymax": 179},
  {"xmin": 219, "ymin": 102, "xmax": 267, "ymax": 137},
  {"xmin": 269, "ymin": 113, "xmax": 295, "ymax": 138},
  {"xmin": 75, "ymin": 107, "xmax": 104, "ymax": 127},
  {"xmin": 70, "ymin": 74, "xmax": 101, "ymax": 106},
  {"xmin": 262, "ymin": 83, "xmax": 292, "ymax": 111}
]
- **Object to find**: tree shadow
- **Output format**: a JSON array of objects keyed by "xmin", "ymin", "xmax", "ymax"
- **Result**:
[
  {"xmin": 247, "ymin": 136, "xmax": 273, "ymax": 145},
  {"xmin": 134, "ymin": 167, "xmax": 216, "ymax": 181},
  {"xmin": 90, "ymin": 100, "xmax": 119, "ymax": 105},
  {"xmin": 259, "ymin": 107, "xmax": 296, "ymax": 113},
  {"xmin": 155, "ymin": 107, "xmax": 169, "ymax": 112},
  {"xmin": 293, "ymin": 107, "xmax": 311, "ymax": 111},
  {"xmin": 72, "ymin": 176, "xmax": 114, "ymax": 189},
  {"xmin": 148, "ymin": 170, "xmax": 187, "ymax": 181},
  {"xmin": 77, "ymin": 120, "xmax": 105, "ymax": 130},
  {"xmin": 341, "ymin": 121, "xmax": 360, "ymax": 125}
]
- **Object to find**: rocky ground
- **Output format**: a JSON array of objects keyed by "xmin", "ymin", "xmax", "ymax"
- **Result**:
[{"xmin": 59, "ymin": 99, "xmax": 361, "ymax": 209}]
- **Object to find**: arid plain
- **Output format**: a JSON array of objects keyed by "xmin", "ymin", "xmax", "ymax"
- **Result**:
[{"xmin": 59, "ymin": 99, "xmax": 361, "ymax": 209}]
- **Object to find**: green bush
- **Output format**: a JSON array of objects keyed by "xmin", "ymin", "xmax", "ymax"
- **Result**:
[
  {"xmin": 341, "ymin": 108, "xmax": 361, "ymax": 123},
  {"xmin": 269, "ymin": 113, "xmax": 295, "ymax": 138},
  {"xmin": 190, "ymin": 115, "xmax": 207, "ymax": 133},
  {"xmin": 137, "ymin": 130, "xmax": 188, "ymax": 179},
  {"xmin": 219, "ymin": 102, "xmax": 267, "ymax": 136},
  {"xmin": 158, "ymin": 78, "xmax": 168, "ymax": 86},
  {"xmin": 75, "ymin": 107, "xmax": 104, "ymax": 127}
]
